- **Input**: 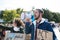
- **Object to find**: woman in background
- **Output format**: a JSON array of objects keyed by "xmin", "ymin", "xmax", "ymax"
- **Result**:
[{"xmin": 11, "ymin": 18, "xmax": 25, "ymax": 33}]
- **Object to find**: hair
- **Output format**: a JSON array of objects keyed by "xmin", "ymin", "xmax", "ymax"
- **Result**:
[
  {"xmin": 36, "ymin": 9, "xmax": 44, "ymax": 14},
  {"xmin": 13, "ymin": 18, "xmax": 25, "ymax": 27}
]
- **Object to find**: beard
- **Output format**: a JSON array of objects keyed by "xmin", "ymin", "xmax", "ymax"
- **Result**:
[
  {"xmin": 35, "ymin": 17, "xmax": 39, "ymax": 20},
  {"xmin": 35, "ymin": 15, "xmax": 40, "ymax": 20}
]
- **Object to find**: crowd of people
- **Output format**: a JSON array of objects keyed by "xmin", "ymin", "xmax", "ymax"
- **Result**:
[{"xmin": 0, "ymin": 9, "xmax": 59, "ymax": 40}]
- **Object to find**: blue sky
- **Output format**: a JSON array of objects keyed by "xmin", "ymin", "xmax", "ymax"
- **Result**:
[{"xmin": 0, "ymin": 0, "xmax": 60, "ymax": 12}]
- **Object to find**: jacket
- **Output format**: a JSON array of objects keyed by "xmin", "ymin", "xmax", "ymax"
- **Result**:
[{"xmin": 33, "ymin": 18, "xmax": 56, "ymax": 40}]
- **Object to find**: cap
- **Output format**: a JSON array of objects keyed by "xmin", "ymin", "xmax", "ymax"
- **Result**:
[{"xmin": 36, "ymin": 9, "xmax": 44, "ymax": 14}]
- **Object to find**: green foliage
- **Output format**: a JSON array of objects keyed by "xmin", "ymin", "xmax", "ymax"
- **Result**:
[
  {"xmin": 43, "ymin": 9, "xmax": 53, "ymax": 21},
  {"xmin": 42, "ymin": 9, "xmax": 60, "ymax": 23},
  {"xmin": 0, "ymin": 11, "xmax": 4, "ymax": 19},
  {"xmin": 16, "ymin": 8, "xmax": 23, "ymax": 15},
  {"xmin": 0, "ymin": 8, "xmax": 23, "ymax": 22},
  {"xmin": 0, "ymin": 8, "xmax": 60, "ymax": 23},
  {"xmin": 2, "ymin": 10, "xmax": 13, "ymax": 22}
]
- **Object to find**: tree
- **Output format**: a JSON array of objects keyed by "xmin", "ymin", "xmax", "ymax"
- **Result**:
[
  {"xmin": 0, "ymin": 11, "xmax": 4, "ymax": 19},
  {"xmin": 1, "ymin": 8, "xmax": 60, "ymax": 23},
  {"xmin": 2, "ymin": 9, "xmax": 20, "ymax": 22},
  {"xmin": 42, "ymin": 8, "xmax": 60, "ymax": 23},
  {"xmin": 16, "ymin": 8, "xmax": 23, "ymax": 16},
  {"xmin": 43, "ymin": 9, "xmax": 53, "ymax": 21}
]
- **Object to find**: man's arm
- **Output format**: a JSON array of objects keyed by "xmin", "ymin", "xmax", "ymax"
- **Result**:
[{"xmin": 30, "ymin": 23, "xmax": 34, "ymax": 40}]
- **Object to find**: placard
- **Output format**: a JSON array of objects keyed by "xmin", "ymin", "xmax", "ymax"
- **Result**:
[
  {"xmin": 37, "ymin": 29, "xmax": 53, "ymax": 40},
  {"xmin": 4, "ymin": 33, "xmax": 31, "ymax": 40},
  {"xmin": 4, "ymin": 33, "xmax": 25, "ymax": 40},
  {"xmin": 25, "ymin": 34, "xmax": 31, "ymax": 40}
]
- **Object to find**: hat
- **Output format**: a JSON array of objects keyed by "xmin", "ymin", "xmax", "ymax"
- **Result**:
[{"xmin": 36, "ymin": 9, "xmax": 44, "ymax": 14}]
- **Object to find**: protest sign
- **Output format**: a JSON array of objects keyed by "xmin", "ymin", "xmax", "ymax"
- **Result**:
[
  {"xmin": 4, "ymin": 33, "xmax": 25, "ymax": 40},
  {"xmin": 4, "ymin": 33, "xmax": 31, "ymax": 40},
  {"xmin": 37, "ymin": 29, "xmax": 53, "ymax": 40}
]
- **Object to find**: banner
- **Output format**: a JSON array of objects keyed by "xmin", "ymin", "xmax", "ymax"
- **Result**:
[
  {"xmin": 4, "ymin": 33, "xmax": 31, "ymax": 40},
  {"xmin": 37, "ymin": 29, "xmax": 53, "ymax": 40}
]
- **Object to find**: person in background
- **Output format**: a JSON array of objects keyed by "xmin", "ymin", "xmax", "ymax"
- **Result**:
[
  {"xmin": 0, "ymin": 25, "xmax": 5, "ymax": 40},
  {"xmin": 58, "ymin": 23, "xmax": 60, "ymax": 32},
  {"xmin": 11, "ymin": 18, "xmax": 25, "ymax": 33},
  {"xmin": 51, "ymin": 23, "xmax": 56, "ymax": 28}
]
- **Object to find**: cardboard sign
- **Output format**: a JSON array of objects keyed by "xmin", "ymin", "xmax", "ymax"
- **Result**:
[
  {"xmin": 25, "ymin": 34, "xmax": 31, "ymax": 40},
  {"xmin": 4, "ymin": 33, "xmax": 31, "ymax": 40},
  {"xmin": 37, "ymin": 29, "xmax": 53, "ymax": 40}
]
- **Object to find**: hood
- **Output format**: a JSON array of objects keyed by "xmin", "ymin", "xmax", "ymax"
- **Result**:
[
  {"xmin": 39, "ymin": 18, "xmax": 45, "ymax": 24},
  {"xmin": 33, "ymin": 18, "xmax": 45, "ymax": 24},
  {"xmin": 33, "ymin": 18, "xmax": 45, "ymax": 30}
]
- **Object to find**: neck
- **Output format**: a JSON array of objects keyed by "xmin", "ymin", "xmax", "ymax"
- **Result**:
[{"xmin": 36, "ymin": 17, "xmax": 42, "ymax": 23}]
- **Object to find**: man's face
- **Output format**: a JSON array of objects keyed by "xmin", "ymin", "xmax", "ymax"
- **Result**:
[{"xmin": 34, "ymin": 10, "xmax": 40, "ymax": 20}]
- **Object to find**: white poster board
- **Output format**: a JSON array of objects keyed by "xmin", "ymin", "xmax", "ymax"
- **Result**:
[
  {"xmin": 4, "ymin": 32, "xmax": 31, "ymax": 40},
  {"xmin": 37, "ymin": 29, "xmax": 53, "ymax": 40},
  {"xmin": 4, "ymin": 33, "xmax": 25, "ymax": 40}
]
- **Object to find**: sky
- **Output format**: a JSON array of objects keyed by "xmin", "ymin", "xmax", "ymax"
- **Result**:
[{"xmin": 0, "ymin": 0, "xmax": 60, "ymax": 12}]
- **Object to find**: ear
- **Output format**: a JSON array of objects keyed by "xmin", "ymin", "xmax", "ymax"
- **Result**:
[
  {"xmin": 39, "ymin": 13, "xmax": 43, "ymax": 18},
  {"xmin": 40, "ymin": 13, "xmax": 43, "ymax": 16}
]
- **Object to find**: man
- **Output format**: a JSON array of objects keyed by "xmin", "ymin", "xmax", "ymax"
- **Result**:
[{"xmin": 32, "ymin": 9, "xmax": 56, "ymax": 40}]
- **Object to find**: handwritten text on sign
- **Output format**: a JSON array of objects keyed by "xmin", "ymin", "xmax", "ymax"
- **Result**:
[{"xmin": 37, "ymin": 29, "xmax": 53, "ymax": 40}]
